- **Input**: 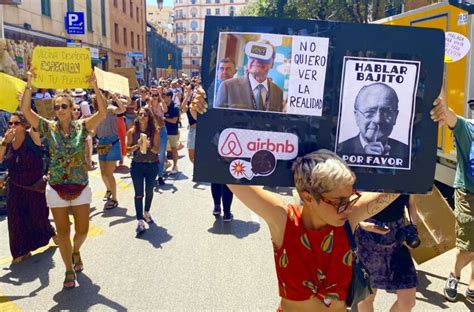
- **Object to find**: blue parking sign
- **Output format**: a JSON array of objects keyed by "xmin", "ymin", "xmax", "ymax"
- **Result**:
[{"xmin": 65, "ymin": 12, "xmax": 85, "ymax": 35}]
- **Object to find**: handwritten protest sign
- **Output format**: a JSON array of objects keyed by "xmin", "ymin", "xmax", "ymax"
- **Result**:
[
  {"xmin": 31, "ymin": 47, "xmax": 92, "ymax": 89},
  {"xmin": 0, "ymin": 73, "xmax": 26, "ymax": 113},
  {"xmin": 109, "ymin": 67, "xmax": 139, "ymax": 89},
  {"xmin": 445, "ymin": 31, "xmax": 471, "ymax": 63},
  {"xmin": 35, "ymin": 99, "xmax": 55, "ymax": 120},
  {"xmin": 95, "ymin": 67, "xmax": 130, "ymax": 96},
  {"xmin": 195, "ymin": 17, "xmax": 445, "ymax": 193}
]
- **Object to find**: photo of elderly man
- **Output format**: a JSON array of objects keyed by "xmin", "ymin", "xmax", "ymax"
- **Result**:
[
  {"xmin": 337, "ymin": 82, "xmax": 409, "ymax": 159},
  {"xmin": 214, "ymin": 40, "xmax": 284, "ymax": 112}
]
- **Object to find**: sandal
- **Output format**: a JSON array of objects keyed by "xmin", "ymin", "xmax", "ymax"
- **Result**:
[
  {"xmin": 103, "ymin": 190, "xmax": 112, "ymax": 201},
  {"xmin": 104, "ymin": 199, "xmax": 118, "ymax": 210},
  {"xmin": 72, "ymin": 251, "xmax": 84, "ymax": 273},
  {"xmin": 63, "ymin": 270, "xmax": 76, "ymax": 289}
]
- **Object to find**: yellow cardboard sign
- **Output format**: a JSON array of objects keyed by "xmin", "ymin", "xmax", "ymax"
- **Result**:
[
  {"xmin": 31, "ymin": 47, "xmax": 92, "ymax": 89},
  {"xmin": 0, "ymin": 73, "xmax": 26, "ymax": 113},
  {"xmin": 95, "ymin": 67, "xmax": 130, "ymax": 97}
]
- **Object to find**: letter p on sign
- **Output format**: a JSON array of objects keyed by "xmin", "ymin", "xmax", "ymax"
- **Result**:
[{"xmin": 68, "ymin": 14, "xmax": 79, "ymax": 25}]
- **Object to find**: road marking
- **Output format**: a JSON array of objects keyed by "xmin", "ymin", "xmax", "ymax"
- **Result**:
[{"xmin": 0, "ymin": 292, "xmax": 21, "ymax": 312}]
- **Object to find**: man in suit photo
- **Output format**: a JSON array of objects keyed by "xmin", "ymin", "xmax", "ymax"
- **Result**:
[
  {"xmin": 337, "ymin": 82, "xmax": 409, "ymax": 159},
  {"xmin": 214, "ymin": 40, "xmax": 284, "ymax": 112}
]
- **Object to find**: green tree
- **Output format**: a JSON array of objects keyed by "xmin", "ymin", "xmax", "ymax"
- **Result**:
[{"xmin": 240, "ymin": 0, "xmax": 407, "ymax": 23}]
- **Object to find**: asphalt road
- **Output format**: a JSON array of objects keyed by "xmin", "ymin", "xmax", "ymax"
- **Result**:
[{"xmin": 0, "ymin": 125, "xmax": 472, "ymax": 311}]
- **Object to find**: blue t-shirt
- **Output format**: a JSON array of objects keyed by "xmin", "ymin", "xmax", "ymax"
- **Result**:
[
  {"xmin": 165, "ymin": 102, "xmax": 179, "ymax": 135},
  {"xmin": 453, "ymin": 116, "xmax": 474, "ymax": 193}
]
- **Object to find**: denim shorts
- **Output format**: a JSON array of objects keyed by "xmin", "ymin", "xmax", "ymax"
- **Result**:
[
  {"xmin": 187, "ymin": 126, "xmax": 196, "ymax": 149},
  {"xmin": 98, "ymin": 135, "xmax": 122, "ymax": 162}
]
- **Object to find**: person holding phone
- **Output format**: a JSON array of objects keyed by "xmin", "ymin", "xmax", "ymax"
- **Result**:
[
  {"xmin": 127, "ymin": 107, "xmax": 160, "ymax": 235},
  {"xmin": 356, "ymin": 195, "xmax": 419, "ymax": 312}
]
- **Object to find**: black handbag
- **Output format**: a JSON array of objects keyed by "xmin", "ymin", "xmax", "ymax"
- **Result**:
[{"xmin": 344, "ymin": 221, "xmax": 373, "ymax": 309}]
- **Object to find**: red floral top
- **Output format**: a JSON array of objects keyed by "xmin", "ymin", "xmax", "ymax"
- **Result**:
[{"xmin": 274, "ymin": 205, "xmax": 353, "ymax": 307}]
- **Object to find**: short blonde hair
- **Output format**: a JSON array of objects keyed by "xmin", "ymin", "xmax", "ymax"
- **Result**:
[{"xmin": 292, "ymin": 150, "xmax": 355, "ymax": 200}]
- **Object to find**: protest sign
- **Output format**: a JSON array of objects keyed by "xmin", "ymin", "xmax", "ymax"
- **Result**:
[
  {"xmin": 95, "ymin": 67, "xmax": 130, "ymax": 96},
  {"xmin": 445, "ymin": 31, "xmax": 471, "ymax": 63},
  {"xmin": 0, "ymin": 73, "xmax": 26, "ymax": 113},
  {"xmin": 194, "ymin": 17, "xmax": 445, "ymax": 193},
  {"xmin": 35, "ymin": 99, "xmax": 55, "ymax": 120},
  {"xmin": 31, "ymin": 47, "xmax": 92, "ymax": 89},
  {"xmin": 335, "ymin": 57, "xmax": 420, "ymax": 170},
  {"xmin": 109, "ymin": 67, "xmax": 139, "ymax": 89}
]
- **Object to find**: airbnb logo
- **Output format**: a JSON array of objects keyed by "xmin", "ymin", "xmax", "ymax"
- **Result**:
[
  {"xmin": 220, "ymin": 132, "xmax": 243, "ymax": 156},
  {"xmin": 218, "ymin": 128, "xmax": 299, "ymax": 160}
]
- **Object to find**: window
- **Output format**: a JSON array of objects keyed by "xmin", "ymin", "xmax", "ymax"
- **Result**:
[
  {"xmin": 67, "ymin": 0, "xmax": 74, "ymax": 12},
  {"xmin": 130, "ymin": 1, "xmax": 133, "ymax": 18},
  {"xmin": 191, "ymin": 0, "xmax": 196, "ymax": 3},
  {"xmin": 215, "ymin": 8, "xmax": 220, "ymax": 15},
  {"xmin": 206, "ymin": 8, "xmax": 211, "ymax": 15},
  {"xmin": 191, "ymin": 34, "xmax": 198, "ymax": 44},
  {"xmin": 41, "ymin": 0, "xmax": 51, "ymax": 16},
  {"xmin": 191, "ymin": 46, "xmax": 198, "ymax": 56},
  {"xmin": 206, "ymin": 0, "xmax": 211, "ymax": 3},
  {"xmin": 101, "ymin": 0, "xmax": 107, "ymax": 36},
  {"xmin": 136, "ymin": 7, "xmax": 139, "ymax": 22},
  {"xmin": 190, "ymin": 20, "xmax": 198, "ymax": 31},
  {"xmin": 191, "ymin": 7, "xmax": 197, "ymax": 17},
  {"xmin": 114, "ymin": 23, "xmax": 119, "ymax": 43},
  {"xmin": 86, "ymin": 0, "xmax": 92, "ymax": 32},
  {"xmin": 122, "ymin": 0, "xmax": 126, "ymax": 13},
  {"xmin": 230, "ymin": 0, "xmax": 234, "ymax": 3},
  {"xmin": 114, "ymin": 59, "xmax": 122, "ymax": 67},
  {"xmin": 229, "ymin": 6, "xmax": 235, "ymax": 16},
  {"xmin": 131, "ymin": 31, "xmax": 134, "ymax": 48},
  {"xmin": 123, "ymin": 27, "xmax": 127, "ymax": 46},
  {"xmin": 215, "ymin": 0, "xmax": 220, "ymax": 3},
  {"xmin": 113, "ymin": 0, "xmax": 117, "ymax": 7},
  {"xmin": 137, "ymin": 34, "xmax": 140, "ymax": 50}
]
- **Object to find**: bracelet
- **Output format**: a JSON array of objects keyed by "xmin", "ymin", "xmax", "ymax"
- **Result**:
[{"xmin": 25, "ymin": 86, "xmax": 32, "ymax": 91}]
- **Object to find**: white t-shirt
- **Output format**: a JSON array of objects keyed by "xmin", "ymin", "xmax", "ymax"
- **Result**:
[{"xmin": 80, "ymin": 101, "xmax": 92, "ymax": 117}]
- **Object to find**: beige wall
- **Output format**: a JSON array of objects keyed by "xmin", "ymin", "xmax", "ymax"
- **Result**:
[
  {"xmin": 3, "ymin": 0, "xmax": 111, "ymax": 50},
  {"xmin": 109, "ymin": 0, "xmax": 147, "ymax": 69}
]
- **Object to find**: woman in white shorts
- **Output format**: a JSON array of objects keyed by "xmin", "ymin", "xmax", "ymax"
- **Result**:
[{"xmin": 20, "ymin": 70, "xmax": 107, "ymax": 289}]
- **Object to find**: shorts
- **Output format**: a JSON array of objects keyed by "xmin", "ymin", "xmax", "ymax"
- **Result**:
[
  {"xmin": 454, "ymin": 188, "xmax": 474, "ymax": 251},
  {"xmin": 187, "ymin": 127, "xmax": 196, "ymax": 149},
  {"xmin": 98, "ymin": 135, "xmax": 123, "ymax": 162},
  {"xmin": 356, "ymin": 217, "xmax": 418, "ymax": 290},
  {"xmin": 46, "ymin": 184, "xmax": 92, "ymax": 208},
  {"xmin": 168, "ymin": 134, "xmax": 180, "ymax": 148}
]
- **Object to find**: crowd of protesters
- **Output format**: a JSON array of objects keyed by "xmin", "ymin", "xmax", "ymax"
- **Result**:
[{"xmin": 0, "ymin": 61, "xmax": 472, "ymax": 311}]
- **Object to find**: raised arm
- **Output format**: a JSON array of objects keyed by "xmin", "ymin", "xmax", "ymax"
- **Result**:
[
  {"xmin": 348, "ymin": 192, "xmax": 400, "ymax": 227},
  {"xmin": 84, "ymin": 73, "xmax": 107, "ymax": 132},
  {"xmin": 0, "ymin": 128, "xmax": 15, "ymax": 163},
  {"xmin": 109, "ymin": 93, "xmax": 126, "ymax": 115},
  {"xmin": 19, "ymin": 71, "xmax": 41, "ymax": 129}
]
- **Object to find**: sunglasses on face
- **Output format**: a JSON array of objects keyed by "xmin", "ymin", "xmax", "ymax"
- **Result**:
[
  {"xmin": 316, "ymin": 189, "xmax": 361, "ymax": 214},
  {"xmin": 138, "ymin": 112, "xmax": 148, "ymax": 117},
  {"xmin": 8, "ymin": 121, "xmax": 21, "ymax": 126},
  {"xmin": 54, "ymin": 104, "xmax": 70, "ymax": 111}
]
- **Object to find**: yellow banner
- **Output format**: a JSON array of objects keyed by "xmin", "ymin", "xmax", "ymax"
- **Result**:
[
  {"xmin": 95, "ymin": 67, "xmax": 130, "ymax": 97},
  {"xmin": 31, "ymin": 47, "xmax": 92, "ymax": 89},
  {"xmin": 0, "ymin": 73, "xmax": 26, "ymax": 113}
]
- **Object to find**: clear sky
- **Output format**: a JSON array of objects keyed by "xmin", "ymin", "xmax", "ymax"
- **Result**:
[{"xmin": 146, "ymin": 0, "xmax": 174, "ymax": 8}]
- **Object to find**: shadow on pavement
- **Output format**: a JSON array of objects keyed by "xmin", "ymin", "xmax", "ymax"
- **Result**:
[
  {"xmin": 136, "ymin": 223, "xmax": 173, "ymax": 249},
  {"xmin": 415, "ymin": 270, "xmax": 469, "ymax": 310},
  {"xmin": 49, "ymin": 273, "xmax": 127, "ymax": 311},
  {"xmin": 166, "ymin": 172, "xmax": 189, "ymax": 181},
  {"xmin": 114, "ymin": 165, "xmax": 130, "ymax": 174},
  {"xmin": 89, "ymin": 206, "xmax": 135, "ymax": 227},
  {"xmin": 155, "ymin": 181, "xmax": 179, "ymax": 194},
  {"xmin": 0, "ymin": 246, "xmax": 57, "ymax": 298},
  {"xmin": 207, "ymin": 217, "xmax": 260, "ymax": 239},
  {"xmin": 192, "ymin": 182, "xmax": 210, "ymax": 190}
]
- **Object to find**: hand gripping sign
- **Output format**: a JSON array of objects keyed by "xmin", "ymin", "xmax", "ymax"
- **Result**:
[
  {"xmin": 218, "ymin": 128, "xmax": 298, "ymax": 180},
  {"xmin": 194, "ymin": 17, "xmax": 445, "ymax": 193}
]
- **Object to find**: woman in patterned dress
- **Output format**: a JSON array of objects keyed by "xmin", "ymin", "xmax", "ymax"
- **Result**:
[{"xmin": 20, "ymin": 70, "xmax": 107, "ymax": 289}]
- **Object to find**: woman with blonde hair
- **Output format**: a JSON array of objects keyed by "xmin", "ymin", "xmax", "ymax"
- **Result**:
[{"xmin": 20, "ymin": 70, "xmax": 106, "ymax": 289}]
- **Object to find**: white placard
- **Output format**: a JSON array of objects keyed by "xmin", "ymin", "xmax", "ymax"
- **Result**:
[{"xmin": 445, "ymin": 31, "xmax": 471, "ymax": 63}]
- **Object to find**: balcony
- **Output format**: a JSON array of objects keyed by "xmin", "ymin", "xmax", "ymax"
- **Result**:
[{"xmin": 175, "ymin": 26, "xmax": 187, "ymax": 33}]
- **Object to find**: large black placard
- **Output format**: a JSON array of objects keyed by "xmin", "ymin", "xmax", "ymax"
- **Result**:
[{"xmin": 194, "ymin": 16, "xmax": 444, "ymax": 194}]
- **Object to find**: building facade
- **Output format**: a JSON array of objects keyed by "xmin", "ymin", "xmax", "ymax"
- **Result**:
[
  {"xmin": 1, "ymin": 0, "xmax": 111, "ymax": 78},
  {"xmin": 147, "ymin": 22, "xmax": 182, "ymax": 79},
  {"xmin": 108, "ymin": 0, "xmax": 147, "ymax": 70},
  {"xmin": 147, "ymin": 5, "xmax": 174, "ymax": 42},
  {"xmin": 174, "ymin": 0, "xmax": 247, "ymax": 77}
]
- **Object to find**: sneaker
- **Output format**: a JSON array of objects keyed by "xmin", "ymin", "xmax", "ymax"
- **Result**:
[
  {"xmin": 213, "ymin": 205, "xmax": 221, "ymax": 216},
  {"xmin": 136, "ymin": 220, "xmax": 146, "ymax": 235},
  {"xmin": 444, "ymin": 272, "xmax": 459, "ymax": 302},
  {"xmin": 157, "ymin": 177, "xmax": 165, "ymax": 186},
  {"xmin": 223, "ymin": 212, "xmax": 234, "ymax": 222},
  {"xmin": 144, "ymin": 212, "xmax": 154, "ymax": 224},
  {"xmin": 171, "ymin": 166, "xmax": 178, "ymax": 174},
  {"xmin": 466, "ymin": 288, "xmax": 474, "ymax": 304}
]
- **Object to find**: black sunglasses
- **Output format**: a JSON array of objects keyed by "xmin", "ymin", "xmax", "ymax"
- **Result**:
[
  {"xmin": 54, "ymin": 104, "xmax": 70, "ymax": 111},
  {"xmin": 138, "ymin": 112, "xmax": 149, "ymax": 117},
  {"xmin": 8, "ymin": 121, "xmax": 21, "ymax": 126}
]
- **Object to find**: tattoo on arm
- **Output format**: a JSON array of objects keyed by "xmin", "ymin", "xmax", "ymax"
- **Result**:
[{"xmin": 366, "ymin": 193, "xmax": 399, "ymax": 216}]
